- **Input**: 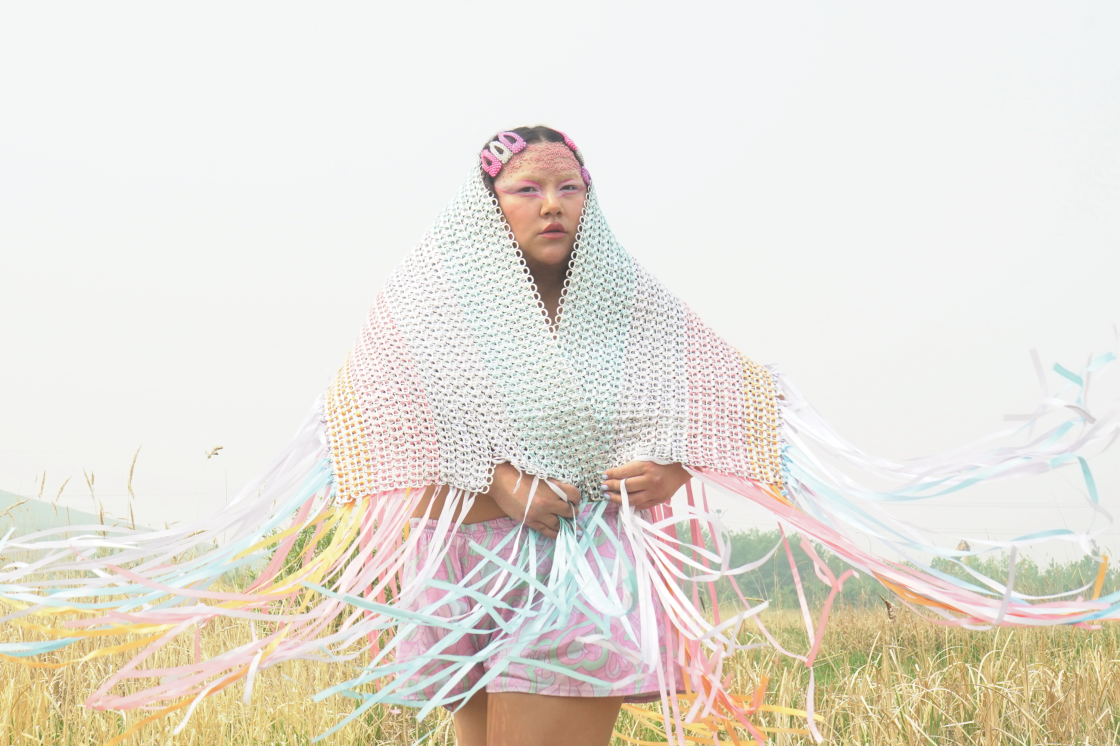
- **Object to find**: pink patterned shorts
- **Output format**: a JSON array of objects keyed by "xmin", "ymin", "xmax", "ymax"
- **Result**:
[{"xmin": 396, "ymin": 502, "xmax": 676, "ymax": 705}]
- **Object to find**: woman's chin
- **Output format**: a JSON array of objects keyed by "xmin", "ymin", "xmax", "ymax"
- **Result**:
[{"xmin": 521, "ymin": 244, "xmax": 575, "ymax": 267}]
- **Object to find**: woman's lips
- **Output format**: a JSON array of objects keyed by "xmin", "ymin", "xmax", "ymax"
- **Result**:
[{"xmin": 540, "ymin": 222, "xmax": 566, "ymax": 238}]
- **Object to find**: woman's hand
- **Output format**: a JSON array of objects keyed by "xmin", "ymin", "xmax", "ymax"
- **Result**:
[
  {"xmin": 600, "ymin": 461, "xmax": 691, "ymax": 510},
  {"xmin": 484, "ymin": 462, "xmax": 580, "ymax": 539}
]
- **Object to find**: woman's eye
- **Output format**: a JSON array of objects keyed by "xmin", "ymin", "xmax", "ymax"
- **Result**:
[{"xmin": 517, "ymin": 187, "xmax": 538, "ymax": 194}]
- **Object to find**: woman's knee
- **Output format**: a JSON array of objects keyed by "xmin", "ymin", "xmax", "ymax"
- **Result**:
[{"xmin": 485, "ymin": 692, "xmax": 622, "ymax": 746}]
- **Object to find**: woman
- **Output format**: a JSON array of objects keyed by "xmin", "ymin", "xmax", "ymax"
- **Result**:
[
  {"xmin": 401, "ymin": 127, "xmax": 692, "ymax": 746},
  {"xmin": 2, "ymin": 125, "xmax": 1117, "ymax": 746}
]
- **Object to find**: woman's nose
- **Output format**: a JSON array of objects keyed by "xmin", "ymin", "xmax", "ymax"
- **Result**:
[{"xmin": 541, "ymin": 188, "xmax": 561, "ymax": 215}]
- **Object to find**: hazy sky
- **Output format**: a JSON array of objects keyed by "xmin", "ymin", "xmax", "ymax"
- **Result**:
[{"xmin": 2, "ymin": 3, "xmax": 1117, "ymax": 561}]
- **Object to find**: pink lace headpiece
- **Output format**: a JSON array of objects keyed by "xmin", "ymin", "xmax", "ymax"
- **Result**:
[{"xmin": 480, "ymin": 130, "xmax": 591, "ymax": 185}]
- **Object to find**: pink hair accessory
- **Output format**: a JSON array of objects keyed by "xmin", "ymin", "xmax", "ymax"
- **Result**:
[
  {"xmin": 480, "ymin": 131, "xmax": 526, "ymax": 177},
  {"xmin": 488, "ymin": 140, "xmax": 514, "ymax": 164},
  {"xmin": 496, "ymin": 131, "xmax": 527, "ymax": 154},
  {"xmin": 480, "ymin": 150, "xmax": 502, "ymax": 177},
  {"xmin": 559, "ymin": 132, "xmax": 586, "ymax": 166},
  {"xmin": 581, "ymin": 166, "xmax": 592, "ymax": 185}
]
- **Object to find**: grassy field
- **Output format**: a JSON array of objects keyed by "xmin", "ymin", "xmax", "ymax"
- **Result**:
[{"xmin": 3, "ymin": 601, "xmax": 1120, "ymax": 746}]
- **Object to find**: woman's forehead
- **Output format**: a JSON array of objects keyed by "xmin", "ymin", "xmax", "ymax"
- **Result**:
[{"xmin": 499, "ymin": 142, "xmax": 581, "ymax": 180}]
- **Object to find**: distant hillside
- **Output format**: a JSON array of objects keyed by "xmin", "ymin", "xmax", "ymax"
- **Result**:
[{"xmin": 0, "ymin": 489, "xmax": 141, "ymax": 536}]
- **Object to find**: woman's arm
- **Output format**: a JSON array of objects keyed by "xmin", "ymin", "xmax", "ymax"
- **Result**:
[
  {"xmin": 600, "ymin": 461, "xmax": 691, "ymax": 510},
  {"xmin": 410, "ymin": 464, "xmax": 579, "ymax": 537}
]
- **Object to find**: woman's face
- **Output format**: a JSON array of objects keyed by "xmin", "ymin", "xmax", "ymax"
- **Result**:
[{"xmin": 493, "ymin": 142, "xmax": 586, "ymax": 273}]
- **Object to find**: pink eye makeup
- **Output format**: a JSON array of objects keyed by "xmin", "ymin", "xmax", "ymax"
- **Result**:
[
  {"xmin": 496, "ymin": 178, "xmax": 585, "ymax": 199},
  {"xmin": 497, "ymin": 181, "xmax": 543, "ymax": 197}
]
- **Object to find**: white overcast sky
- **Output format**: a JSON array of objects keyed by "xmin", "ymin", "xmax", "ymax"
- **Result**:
[{"xmin": 1, "ymin": 2, "xmax": 1117, "ymax": 561}]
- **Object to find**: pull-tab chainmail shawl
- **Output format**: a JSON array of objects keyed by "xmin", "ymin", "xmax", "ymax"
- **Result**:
[{"xmin": 324, "ymin": 166, "xmax": 782, "ymax": 503}]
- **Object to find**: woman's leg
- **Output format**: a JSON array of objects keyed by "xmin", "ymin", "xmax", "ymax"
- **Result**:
[
  {"xmin": 453, "ymin": 691, "xmax": 490, "ymax": 746},
  {"xmin": 486, "ymin": 692, "xmax": 624, "ymax": 746}
]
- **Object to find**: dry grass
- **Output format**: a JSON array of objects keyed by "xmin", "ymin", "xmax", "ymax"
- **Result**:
[
  {"xmin": 0, "ymin": 600, "xmax": 448, "ymax": 746},
  {"xmin": 3, "ymin": 602, "xmax": 1119, "ymax": 745}
]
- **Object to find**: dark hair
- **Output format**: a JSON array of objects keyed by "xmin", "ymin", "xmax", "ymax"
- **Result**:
[{"xmin": 480, "ymin": 125, "xmax": 567, "ymax": 194}]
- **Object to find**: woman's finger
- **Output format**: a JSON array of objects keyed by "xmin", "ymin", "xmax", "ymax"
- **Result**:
[
  {"xmin": 540, "ymin": 478, "xmax": 580, "ymax": 501},
  {"xmin": 531, "ymin": 494, "xmax": 574, "ymax": 519},
  {"xmin": 544, "ymin": 498, "xmax": 577, "ymax": 518},
  {"xmin": 532, "ymin": 511, "xmax": 562, "ymax": 532},
  {"xmin": 560, "ymin": 482, "xmax": 581, "ymax": 504},
  {"xmin": 602, "ymin": 461, "xmax": 650, "ymax": 482},
  {"xmin": 529, "ymin": 521, "xmax": 558, "ymax": 539},
  {"xmin": 600, "ymin": 475, "xmax": 653, "ymax": 496},
  {"xmin": 613, "ymin": 490, "xmax": 672, "ymax": 509},
  {"xmin": 608, "ymin": 490, "xmax": 652, "ymax": 506}
]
